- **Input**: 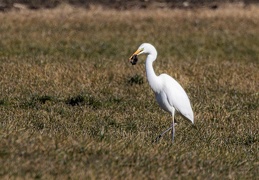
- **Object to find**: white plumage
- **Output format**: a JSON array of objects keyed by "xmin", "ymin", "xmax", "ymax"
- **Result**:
[{"xmin": 129, "ymin": 43, "xmax": 194, "ymax": 142}]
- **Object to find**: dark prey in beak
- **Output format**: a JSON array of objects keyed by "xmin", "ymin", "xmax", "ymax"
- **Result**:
[{"xmin": 130, "ymin": 55, "xmax": 138, "ymax": 65}]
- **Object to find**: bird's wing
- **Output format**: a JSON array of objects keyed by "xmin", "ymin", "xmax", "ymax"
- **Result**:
[{"xmin": 159, "ymin": 74, "xmax": 194, "ymax": 123}]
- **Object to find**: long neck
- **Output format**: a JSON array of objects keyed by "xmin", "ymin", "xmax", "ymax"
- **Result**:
[{"xmin": 145, "ymin": 55, "xmax": 160, "ymax": 93}]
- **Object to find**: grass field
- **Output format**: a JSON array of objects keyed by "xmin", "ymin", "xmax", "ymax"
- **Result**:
[{"xmin": 0, "ymin": 4, "xmax": 258, "ymax": 179}]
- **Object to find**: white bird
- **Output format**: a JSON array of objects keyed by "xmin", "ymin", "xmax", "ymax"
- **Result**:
[{"xmin": 129, "ymin": 43, "xmax": 194, "ymax": 142}]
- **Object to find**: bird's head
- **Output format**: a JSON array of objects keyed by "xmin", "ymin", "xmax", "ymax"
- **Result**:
[{"xmin": 129, "ymin": 43, "xmax": 157, "ymax": 65}]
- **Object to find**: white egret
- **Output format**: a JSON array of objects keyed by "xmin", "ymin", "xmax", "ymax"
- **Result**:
[{"xmin": 129, "ymin": 43, "xmax": 194, "ymax": 142}]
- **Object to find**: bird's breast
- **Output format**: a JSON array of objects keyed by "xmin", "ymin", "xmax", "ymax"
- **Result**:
[{"xmin": 155, "ymin": 91, "xmax": 173, "ymax": 114}]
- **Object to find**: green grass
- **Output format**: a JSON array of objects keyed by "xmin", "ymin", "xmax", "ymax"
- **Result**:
[{"xmin": 0, "ymin": 4, "xmax": 258, "ymax": 179}]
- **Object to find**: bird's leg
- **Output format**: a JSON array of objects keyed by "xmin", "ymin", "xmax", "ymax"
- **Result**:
[
  {"xmin": 152, "ymin": 126, "xmax": 173, "ymax": 143},
  {"xmin": 152, "ymin": 108, "xmax": 176, "ymax": 143},
  {"xmin": 171, "ymin": 108, "xmax": 175, "ymax": 143}
]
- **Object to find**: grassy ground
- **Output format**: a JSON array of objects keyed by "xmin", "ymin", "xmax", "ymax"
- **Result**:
[{"xmin": 0, "ymin": 4, "xmax": 258, "ymax": 179}]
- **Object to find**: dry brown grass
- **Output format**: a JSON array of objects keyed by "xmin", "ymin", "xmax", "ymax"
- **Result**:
[{"xmin": 0, "ymin": 4, "xmax": 258, "ymax": 179}]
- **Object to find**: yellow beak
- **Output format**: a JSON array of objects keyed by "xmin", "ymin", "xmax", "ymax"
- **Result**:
[{"xmin": 129, "ymin": 49, "xmax": 142, "ymax": 61}]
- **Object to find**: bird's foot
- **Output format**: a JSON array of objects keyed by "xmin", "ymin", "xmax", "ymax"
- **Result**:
[
  {"xmin": 152, "ymin": 126, "xmax": 173, "ymax": 143},
  {"xmin": 152, "ymin": 134, "xmax": 162, "ymax": 143}
]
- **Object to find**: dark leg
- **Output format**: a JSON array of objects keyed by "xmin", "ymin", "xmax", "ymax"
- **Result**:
[{"xmin": 152, "ymin": 126, "xmax": 173, "ymax": 143}]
